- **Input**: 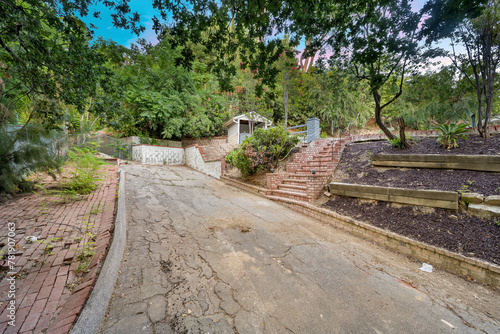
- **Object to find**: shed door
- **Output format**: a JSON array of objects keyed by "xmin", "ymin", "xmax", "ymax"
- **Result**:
[{"xmin": 239, "ymin": 132, "xmax": 250, "ymax": 144}]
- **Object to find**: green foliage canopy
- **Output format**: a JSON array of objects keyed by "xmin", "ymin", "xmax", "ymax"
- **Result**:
[{"xmin": 101, "ymin": 38, "xmax": 232, "ymax": 139}]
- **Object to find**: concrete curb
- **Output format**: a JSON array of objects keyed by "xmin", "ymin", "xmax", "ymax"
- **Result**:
[
  {"xmin": 221, "ymin": 177, "xmax": 500, "ymax": 287},
  {"xmin": 71, "ymin": 170, "xmax": 127, "ymax": 334}
]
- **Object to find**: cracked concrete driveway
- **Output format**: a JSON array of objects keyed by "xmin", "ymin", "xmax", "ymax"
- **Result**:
[{"xmin": 99, "ymin": 164, "xmax": 499, "ymax": 334}]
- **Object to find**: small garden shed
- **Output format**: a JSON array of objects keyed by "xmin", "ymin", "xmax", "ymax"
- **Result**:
[{"xmin": 224, "ymin": 112, "xmax": 273, "ymax": 145}]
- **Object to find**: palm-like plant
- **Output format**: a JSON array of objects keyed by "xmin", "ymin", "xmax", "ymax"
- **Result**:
[{"xmin": 434, "ymin": 123, "xmax": 469, "ymax": 149}]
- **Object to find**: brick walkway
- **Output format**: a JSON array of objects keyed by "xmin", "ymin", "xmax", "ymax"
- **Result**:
[{"xmin": 0, "ymin": 166, "xmax": 118, "ymax": 334}]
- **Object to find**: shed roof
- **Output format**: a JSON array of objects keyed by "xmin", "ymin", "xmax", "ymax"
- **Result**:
[{"xmin": 223, "ymin": 112, "xmax": 273, "ymax": 127}]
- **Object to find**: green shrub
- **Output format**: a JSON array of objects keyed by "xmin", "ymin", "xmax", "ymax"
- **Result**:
[
  {"xmin": 225, "ymin": 149, "xmax": 238, "ymax": 164},
  {"xmin": 389, "ymin": 134, "xmax": 414, "ymax": 149},
  {"xmin": 232, "ymin": 127, "xmax": 300, "ymax": 176},
  {"xmin": 434, "ymin": 123, "xmax": 469, "ymax": 149}
]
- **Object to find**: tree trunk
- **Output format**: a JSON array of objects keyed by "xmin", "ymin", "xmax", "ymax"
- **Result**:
[
  {"xmin": 373, "ymin": 91, "xmax": 396, "ymax": 140},
  {"xmin": 475, "ymin": 81, "xmax": 484, "ymax": 138},
  {"xmin": 482, "ymin": 34, "xmax": 496, "ymax": 140},
  {"xmin": 398, "ymin": 117, "xmax": 409, "ymax": 148}
]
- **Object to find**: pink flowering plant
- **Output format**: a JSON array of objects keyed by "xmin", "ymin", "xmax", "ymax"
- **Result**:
[{"xmin": 230, "ymin": 126, "xmax": 299, "ymax": 176}]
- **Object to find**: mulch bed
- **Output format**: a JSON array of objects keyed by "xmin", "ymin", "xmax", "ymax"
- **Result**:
[
  {"xmin": 334, "ymin": 135, "xmax": 500, "ymax": 195},
  {"xmin": 322, "ymin": 197, "xmax": 500, "ymax": 265},
  {"xmin": 323, "ymin": 133, "xmax": 500, "ymax": 266}
]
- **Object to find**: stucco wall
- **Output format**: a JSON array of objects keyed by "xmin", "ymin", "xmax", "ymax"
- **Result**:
[
  {"xmin": 228, "ymin": 133, "xmax": 238, "ymax": 146},
  {"xmin": 132, "ymin": 145, "xmax": 185, "ymax": 165},
  {"xmin": 185, "ymin": 146, "xmax": 222, "ymax": 179},
  {"xmin": 228, "ymin": 123, "xmax": 238, "ymax": 138}
]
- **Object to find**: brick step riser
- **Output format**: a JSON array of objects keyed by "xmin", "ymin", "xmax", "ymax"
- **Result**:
[
  {"xmin": 296, "ymin": 172, "xmax": 331, "ymax": 176},
  {"xmin": 278, "ymin": 185, "xmax": 307, "ymax": 191},
  {"xmin": 284, "ymin": 176, "xmax": 309, "ymax": 180},
  {"xmin": 283, "ymin": 178, "xmax": 306, "ymax": 183},
  {"xmin": 310, "ymin": 157, "xmax": 336, "ymax": 162},
  {"xmin": 287, "ymin": 173, "xmax": 327, "ymax": 177},
  {"xmin": 307, "ymin": 160, "xmax": 338, "ymax": 166},
  {"xmin": 299, "ymin": 162, "xmax": 337, "ymax": 170},
  {"xmin": 317, "ymin": 148, "xmax": 342, "ymax": 153},
  {"xmin": 312, "ymin": 154, "xmax": 341, "ymax": 159},
  {"xmin": 318, "ymin": 151, "xmax": 341, "ymax": 157},
  {"xmin": 320, "ymin": 147, "xmax": 341, "ymax": 151},
  {"xmin": 297, "ymin": 167, "xmax": 334, "ymax": 172},
  {"xmin": 271, "ymin": 194, "xmax": 312, "ymax": 202},
  {"xmin": 282, "ymin": 181, "xmax": 308, "ymax": 186},
  {"xmin": 295, "ymin": 173, "xmax": 332, "ymax": 177},
  {"xmin": 271, "ymin": 190, "xmax": 309, "ymax": 199}
]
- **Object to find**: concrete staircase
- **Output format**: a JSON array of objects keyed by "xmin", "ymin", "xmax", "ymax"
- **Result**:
[{"xmin": 267, "ymin": 138, "xmax": 348, "ymax": 202}]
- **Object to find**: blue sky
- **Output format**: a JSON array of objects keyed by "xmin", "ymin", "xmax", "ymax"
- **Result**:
[{"xmin": 81, "ymin": 0, "xmax": 159, "ymax": 46}]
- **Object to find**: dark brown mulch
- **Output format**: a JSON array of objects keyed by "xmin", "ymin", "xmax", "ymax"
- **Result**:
[
  {"xmin": 322, "ymin": 133, "xmax": 500, "ymax": 266},
  {"xmin": 379, "ymin": 134, "xmax": 500, "ymax": 155},
  {"xmin": 335, "ymin": 134, "xmax": 500, "ymax": 195},
  {"xmin": 322, "ymin": 197, "xmax": 500, "ymax": 265}
]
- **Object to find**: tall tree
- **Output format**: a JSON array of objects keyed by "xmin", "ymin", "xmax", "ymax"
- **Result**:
[
  {"xmin": 422, "ymin": 0, "xmax": 499, "ymax": 138},
  {"xmin": 319, "ymin": 0, "xmax": 421, "ymax": 141}
]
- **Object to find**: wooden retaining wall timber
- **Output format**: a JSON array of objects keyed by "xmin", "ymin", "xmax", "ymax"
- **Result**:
[
  {"xmin": 371, "ymin": 154, "xmax": 500, "ymax": 172},
  {"xmin": 328, "ymin": 182, "xmax": 458, "ymax": 210}
]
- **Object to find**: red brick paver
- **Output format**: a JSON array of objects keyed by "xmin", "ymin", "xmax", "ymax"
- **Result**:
[{"xmin": 0, "ymin": 165, "xmax": 118, "ymax": 333}]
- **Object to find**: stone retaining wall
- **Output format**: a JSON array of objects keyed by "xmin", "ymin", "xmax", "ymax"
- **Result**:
[
  {"xmin": 132, "ymin": 145, "xmax": 185, "ymax": 165},
  {"xmin": 181, "ymin": 136, "xmax": 228, "ymax": 148}
]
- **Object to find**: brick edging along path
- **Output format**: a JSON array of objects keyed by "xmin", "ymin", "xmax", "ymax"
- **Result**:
[
  {"xmin": 221, "ymin": 176, "xmax": 500, "ymax": 287},
  {"xmin": 0, "ymin": 166, "xmax": 119, "ymax": 334}
]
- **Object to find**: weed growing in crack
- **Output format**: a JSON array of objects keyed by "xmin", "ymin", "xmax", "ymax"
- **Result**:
[
  {"xmin": 458, "ymin": 180, "xmax": 475, "ymax": 195},
  {"xmin": 36, "ymin": 237, "xmax": 61, "ymax": 264},
  {"xmin": 75, "ymin": 210, "xmax": 98, "ymax": 273}
]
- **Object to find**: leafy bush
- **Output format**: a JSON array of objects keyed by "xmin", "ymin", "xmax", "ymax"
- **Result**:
[
  {"xmin": 434, "ymin": 123, "xmax": 469, "ymax": 149},
  {"xmin": 389, "ymin": 134, "xmax": 414, "ymax": 148},
  {"xmin": 232, "ymin": 127, "xmax": 299, "ymax": 176},
  {"xmin": 389, "ymin": 136, "xmax": 405, "ymax": 148},
  {"xmin": 225, "ymin": 150, "xmax": 238, "ymax": 165}
]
